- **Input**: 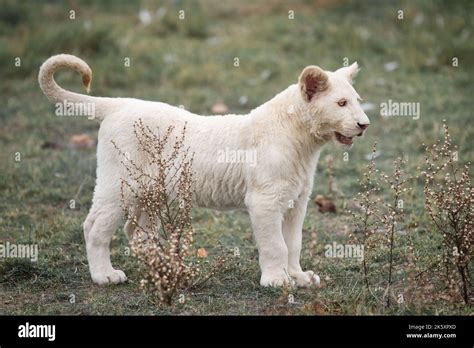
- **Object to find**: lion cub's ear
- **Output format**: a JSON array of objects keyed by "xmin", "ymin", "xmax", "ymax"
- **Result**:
[
  {"xmin": 335, "ymin": 62, "xmax": 359, "ymax": 84},
  {"xmin": 298, "ymin": 66, "xmax": 329, "ymax": 102}
]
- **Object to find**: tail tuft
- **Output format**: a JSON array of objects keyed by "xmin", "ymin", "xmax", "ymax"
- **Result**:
[
  {"xmin": 82, "ymin": 73, "xmax": 92, "ymax": 94},
  {"xmin": 39, "ymin": 54, "xmax": 93, "ymax": 103}
]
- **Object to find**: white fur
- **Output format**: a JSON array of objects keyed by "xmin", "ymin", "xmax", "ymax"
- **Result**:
[{"xmin": 39, "ymin": 55, "xmax": 369, "ymax": 287}]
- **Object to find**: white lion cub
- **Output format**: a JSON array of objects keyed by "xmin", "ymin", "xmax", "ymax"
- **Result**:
[{"xmin": 39, "ymin": 54, "xmax": 369, "ymax": 287}]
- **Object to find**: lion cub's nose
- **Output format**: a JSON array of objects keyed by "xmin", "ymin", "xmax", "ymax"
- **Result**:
[{"xmin": 357, "ymin": 122, "xmax": 369, "ymax": 130}]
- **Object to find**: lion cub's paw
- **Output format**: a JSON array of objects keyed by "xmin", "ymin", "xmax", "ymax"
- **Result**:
[
  {"xmin": 291, "ymin": 270, "xmax": 321, "ymax": 287},
  {"xmin": 91, "ymin": 269, "xmax": 127, "ymax": 285},
  {"xmin": 260, "ymin": 271, "xmax": 295, "ymax": 287}
]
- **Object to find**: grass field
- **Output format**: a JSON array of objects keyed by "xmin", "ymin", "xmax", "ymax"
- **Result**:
[{"xmin": 0, "ymin": 0, "xmax": 473, "ymax": 315}]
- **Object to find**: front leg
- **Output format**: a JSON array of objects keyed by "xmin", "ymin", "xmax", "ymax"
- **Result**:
[
  {"xmin": 282, "ymin": 195, "xmax": 320, "ymax": 287},
  {"xmin": 246, "ymin": 193, "xmax": 291, "ymax": 287}
]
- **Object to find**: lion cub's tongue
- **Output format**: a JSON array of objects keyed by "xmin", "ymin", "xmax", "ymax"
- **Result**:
[{"xmin": 337, "ymin": 132, "xmax": 353, "ymax": 145}]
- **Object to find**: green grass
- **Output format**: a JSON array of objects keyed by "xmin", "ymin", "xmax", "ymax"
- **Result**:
[{"xmin": 0, "ymin": 0, "xmax": 473, "ymax": 315}]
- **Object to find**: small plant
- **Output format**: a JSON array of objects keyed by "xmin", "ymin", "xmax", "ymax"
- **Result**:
[
  {"xmin": 421, "ymin": 123, "xmax": 473, "ymax": 304},
  {"xmin": 379, "ymin": 157, "xmax": 412, "ymax": 307},
  {"xmin": 349, "ymin": 125, "xmax": 472, "ymax": 310},
  {"xmin": 114, "ymin": 119, "xmax": 225, "ymax": 305},
  {"xmin": 349, "ymin": 143, "xmax": 382, "ymax": 292},
  {"xmin": 349, "ymin": 143, "xmax": 414, "ymax": 308}
]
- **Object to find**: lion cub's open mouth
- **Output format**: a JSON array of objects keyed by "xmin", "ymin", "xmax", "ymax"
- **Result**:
[{"xmin": 335, "ymin": 131, "xmax": 353, "ymax": 146}]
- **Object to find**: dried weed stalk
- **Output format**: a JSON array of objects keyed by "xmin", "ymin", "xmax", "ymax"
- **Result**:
[
  {"xmin": 113, "ymin": 119, "xmax": 226, "ymax": 305},
  {"xmin": 421, "ymin": 123, "xmax": 473, "ymax": 304},
  {"xmin": 349, "ymin": 143, "xmax": 382, "ymax": 292},
  {"xmin": 379, "ymin": 157, "xmax": 412, "ymax": 307},
  {"xmin": 350, "ymin": 143, "xmax": 414, "ymax": 308}
]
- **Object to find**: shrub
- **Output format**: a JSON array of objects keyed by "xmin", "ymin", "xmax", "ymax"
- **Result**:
[
  {"xmin": 349, "ymin": 124, "xmax": 473, "ymax": 309},
  {"xmin": 421, "ymin": 123, "xmax": 473, "ymax": 304},
  {"xmin": 114, "ymin": 119, "xmax": 225, "ymax": 305},
  {"xmin": 349, "ymin": 143, "xmax": 414, "ymax": 308}
]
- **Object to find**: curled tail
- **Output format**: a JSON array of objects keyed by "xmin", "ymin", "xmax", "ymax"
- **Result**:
[{"xmin": 39, "ymin": 54, "xmax": 112, "ymax": 121}]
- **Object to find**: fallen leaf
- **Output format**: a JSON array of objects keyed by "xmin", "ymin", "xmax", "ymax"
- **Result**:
[
  {"xmin": 314, "ymin": 194, "xmax": 337, "ymax": 213},
  {"xmin": 211, "ymin": 103, "xmax": 229, "ymax": 114},
  {"xmin": 69, "ymin": 134, "xmax": 95, "ymax": 149},
  {"xmin": 41, "ymin": 141, "xmax": 62, "ymax": 150},
  {"xmin": 197, "ymin": 248, "xmax": 207, "ymax": 258}
]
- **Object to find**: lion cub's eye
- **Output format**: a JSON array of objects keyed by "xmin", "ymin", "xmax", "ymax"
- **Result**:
[{"xmin": 337, "ymin": 99, "xmax": 347, "ymax": 107}]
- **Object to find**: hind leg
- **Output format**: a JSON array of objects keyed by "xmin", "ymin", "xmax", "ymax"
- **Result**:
[
  {"xmin": 123, "ymin": 207, "xmax": 155, "ymax": 241},
  {"xmin": 84, "ymin": 201, "xmax": 127, "ymax": 285}
]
